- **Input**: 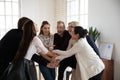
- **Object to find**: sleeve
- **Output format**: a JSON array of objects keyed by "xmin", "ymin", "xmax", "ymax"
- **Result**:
[
  {"xmin": 34, "ymin": 37, "xmax": 48, "ymax": 54},
  {"xmin": 86, "ymin": 36, "xmax": 100, "ymax": 56},
  {"xmin": 53, "ymin": 34, "xmax": 59, "ymax": 49},
  {"xmin": 31, "ymin": 54, "xmax": 49, "ymax": 66},
  {"xmin": 53, "ymin": 42, "xmax": 80, "ymax": 61}
]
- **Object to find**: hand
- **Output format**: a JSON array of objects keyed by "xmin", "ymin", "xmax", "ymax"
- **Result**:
[
  {"xmin": 46, "ymin": 51, "xmax": 56, "ymax": 58},
  {"xmin": 47, "ymin": 59, "xmax": 60, "ymax": 68}
]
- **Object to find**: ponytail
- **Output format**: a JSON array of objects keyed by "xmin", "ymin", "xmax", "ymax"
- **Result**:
[
  {"xmin": 74, "ymin": 26, "xmax": 88, "ymax": 38},
  {"xmin": 83, "ymin": 29, "xmax": 88, "ymax": 37}
]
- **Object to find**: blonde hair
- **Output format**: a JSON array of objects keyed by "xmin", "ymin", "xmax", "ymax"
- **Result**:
[{"xmin": 68, "ymin": 21, "xmax": 79, "ymax": 27}]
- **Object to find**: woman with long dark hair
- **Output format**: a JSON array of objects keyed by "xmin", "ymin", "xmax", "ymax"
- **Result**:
[{"xmin": 6, "ymin": 19, "xmax": 54, "ymax": 80}]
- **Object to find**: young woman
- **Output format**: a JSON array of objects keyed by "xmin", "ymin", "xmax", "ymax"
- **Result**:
[
  {"xmin": 6, "ymin": 19, "xmax": 54, "ymax": 80},
  {"xmin": 53, "ymin": 26, "xmax": 105, "ymax": 80},
  {"xmin": 38, "ymin": 21, "xmax": 55, "ymax": 80}
]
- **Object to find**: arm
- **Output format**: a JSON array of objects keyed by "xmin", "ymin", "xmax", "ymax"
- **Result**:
[
  {"xmin": 34, "ymin": 37, "xmax": 55, "ymax": 58},
  {"xmin": 53, "ymin": 42, "xmax": 79, "ymax": 61},
  {"xmin": 31, "ymin": 54, "xmax": 49, "ymax": 66}
]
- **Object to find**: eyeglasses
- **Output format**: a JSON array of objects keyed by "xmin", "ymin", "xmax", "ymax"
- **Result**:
[{"xmin": 67, "ymin": 26, "xmax": 74, "ymax": 30}]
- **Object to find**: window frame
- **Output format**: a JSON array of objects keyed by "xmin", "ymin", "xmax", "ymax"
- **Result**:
[
  {"xmin": 0, "ymin": 0, "xmax": 21, "ymax": 39},
  {"xmin": 67, "ymin": 0, "xmax": 88, "ymax": 29}
]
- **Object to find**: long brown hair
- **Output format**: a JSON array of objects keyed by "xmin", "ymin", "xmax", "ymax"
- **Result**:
[
  {"xmin": 13, "ymin": 20, "xmax": 36, "ymax": 63},
  {"xmin": 17, "ymin": 17, "xmax": 30, "ymax": 30},
  {"xmin": 39, "ymin": 21, "xmax": 50, "ymax": 35}
]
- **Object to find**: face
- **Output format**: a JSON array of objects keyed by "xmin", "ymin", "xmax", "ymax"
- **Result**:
[
  {"xmin": 57, "ymin": 23, "xmax": 65, "ymax": 35},
  {"xmin": 42, "ymin": 24, "xmax": 50, "ymax": 36},
  {"xmin": 71, "ymin": 28, "xmax": 79, "ymax": 40},
  {"xmin": 68, "ymin": 23, "xmax": 75, "ymax": 36}
]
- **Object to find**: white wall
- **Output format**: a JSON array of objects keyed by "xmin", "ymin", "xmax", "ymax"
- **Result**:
[
  {"xmin": 88, "ymin": 0, "xmax": 120, "ymax": 80},
  {"xmin": 21, "ymin": 0, "xmax": 56, "ymax": 33},
  {"xmin": 55, "ymin": 0, "xmax": 67, "ymax": 24}
]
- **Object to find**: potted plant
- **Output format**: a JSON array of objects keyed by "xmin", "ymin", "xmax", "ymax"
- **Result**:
[{"xmin": 88, "ymin": 26, "xmax": 100, "ymax": 42}]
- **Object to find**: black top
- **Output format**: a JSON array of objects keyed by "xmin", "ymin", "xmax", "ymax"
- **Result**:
[
  {"xmin": 54, "ymin": 30, "xmax": 71, "ymax": 50},
  {"xmin": 0, "ymin": 29, "xmax": 23, "ymax": 63},
  {"xmin": 54, "ymin": 30, "xmax": 77, "ymax": 69}
]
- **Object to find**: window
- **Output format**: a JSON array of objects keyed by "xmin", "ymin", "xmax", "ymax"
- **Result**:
[
  {"xmin": 67, "ymin": 0, "xmax": 88, "ymax": 29},
  {"xmin": 0, "ymin": 0, "xmax": 20, "ymax": 39}
]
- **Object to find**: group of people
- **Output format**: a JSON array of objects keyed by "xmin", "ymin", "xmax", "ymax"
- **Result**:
[{"xmin": 0, "ymin": 17, "xmax": 105, "ymax": 80}]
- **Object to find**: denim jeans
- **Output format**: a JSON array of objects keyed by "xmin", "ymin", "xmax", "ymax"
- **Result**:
[{"xmin": 39, "ymin": 64, "xmax": 56, "ymax": 80}]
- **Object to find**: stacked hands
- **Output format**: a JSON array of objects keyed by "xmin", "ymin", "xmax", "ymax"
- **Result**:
[{"xmin": 47, "ymin": 51, "xmax": 60, "ymax": 68}]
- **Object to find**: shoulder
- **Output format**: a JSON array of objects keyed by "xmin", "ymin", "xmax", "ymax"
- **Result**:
[
  {"xmin": 2, "ymin": 29, "xmax": 22, "ymax": 38},
  {"xmin": 64, "ymin": 30, "xmax": 69, "ymax": 35},
  {"xmin": 54, "ymin": 33, "xmax": 58, "ymax": 36},
  {"xmin": 6, "ymin": 29, "xmax": 21, "ymax": 34},
  {"xmin": 32, "ymin": 36, "xmax": 44, "ymax": 45},
  {"xmin": 33, "ymin": 36, "xmax": 41, "ymax": 42},
  {"xmin": 78, "ymin": 38, "xmax": 87, "ymax": 44},
  {"xmin": 75, "ymin": 38, "xmax": 86, "ymax": 46},
  {"xmin": 63, "ymin": 30, "xmax": 71, "ymax": 38},
  {"xmin": 33, "ymin": 36, "xmax": 40, "ymax": 40},
  {"xmin": 54, "ymin": 33, "xmax": 60, "ymax": 38},
  {"xmin": 38, "ymin": 34, "xmax": 43, "ymax": 38},
  {"xmin": 77, "ymin": 38, "xmax": 91, "ymax": 49}
]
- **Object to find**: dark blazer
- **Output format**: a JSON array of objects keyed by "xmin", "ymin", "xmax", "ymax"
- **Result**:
[
  {"xmin": 86, "ymin": 35, "xmax": 100, "ymax": 56},
  {"xmin": 0, "ymin": 29, "xmax": 23, "ymax": 63},
  {"xmin": 0, "ymin": 29, "xmax": 23, "ymax": 76}
]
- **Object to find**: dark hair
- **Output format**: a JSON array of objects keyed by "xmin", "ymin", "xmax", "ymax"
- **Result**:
[
  {"xmin": 17, "ymin": 17, "xmax": 31, "ymax": 30},
  {"xmin": 74, "ymin": 26, "xmax": 88, "ymax": 38},
  {"xmin": 39, "ymin": 21, "xmax": 50, "ymax": 35},
  {"xmin": 57, "ymin": 21, "xmax": 65, "ymax": 28},
  {"xmin": 13, "ymin": 20, "xmax": 36, "ymax": 63}
]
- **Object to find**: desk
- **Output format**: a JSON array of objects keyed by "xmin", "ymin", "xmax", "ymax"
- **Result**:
[{"xmin": 102, "ymin": 59, "xmax": 114, "ymax": 80}]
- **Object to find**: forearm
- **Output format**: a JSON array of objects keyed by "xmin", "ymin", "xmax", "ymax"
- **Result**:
[
  {"xmin": 46, "ymin": 51, "xmax": 56, "ymax": 58},
  {"xmin": 31, "ymin": 54, "xmax": 49, "ymax": 66},
  {"xmin": 40, "ymin": 52, "xmax": 52, "ymax": 62},
  {"xmin": 54, "ymin": 50, "xmax": 76, "ymax": 61}
]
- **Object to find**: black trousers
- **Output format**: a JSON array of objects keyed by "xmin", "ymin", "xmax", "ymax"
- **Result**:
[
  {"xmin": 58, "ymin": 55, "xmax": 77, "ymax": 80},
  {"xmin": 89, "ymin": 70, "xmax": 104, "ymax": 80}
]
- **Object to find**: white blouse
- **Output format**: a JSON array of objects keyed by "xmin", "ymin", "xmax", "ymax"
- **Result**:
[
  {"xmin": 53, "ymin": 38, "xmax": 105, "ymax": 80},
  {"xmin": 25, "ymin": 36, "xmax": 48, "ymax": 60}
]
